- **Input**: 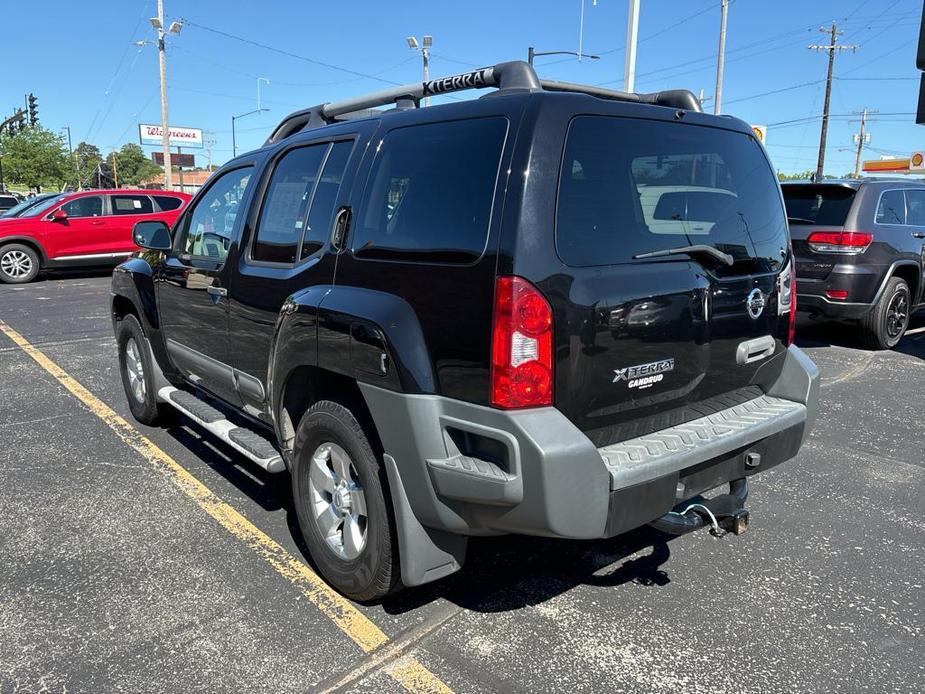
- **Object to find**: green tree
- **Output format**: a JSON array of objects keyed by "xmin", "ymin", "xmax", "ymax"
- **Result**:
[
  {"xmin": 65, "ymin": 141, "xmax": 103, "ymax": 189},
  {"xmin": 0, "ymin": 126, "xmax": 68, "ymax": 189},
  {"xmin": 110, "ymin": 143, "xmax": 161, "ymax": 187},
  {"xmin": 778, "ymin": 169, "xmax": 815, "ymax": 181}
]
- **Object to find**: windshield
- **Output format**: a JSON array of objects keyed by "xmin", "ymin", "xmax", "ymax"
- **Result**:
[
  {"xmin": 781, "ymin": 185, "xmax": 856, "ymax": 225},
  {"xmin": 22, "ymin": 194, "xmax": 68, "ymax": 217},
  {"xmin": 0, "ymin": 195, "xmax": 53, "ymax": 218},
  {"xmin": 556, "ymin": 116, "xmax": 787, "ymax": 275}
]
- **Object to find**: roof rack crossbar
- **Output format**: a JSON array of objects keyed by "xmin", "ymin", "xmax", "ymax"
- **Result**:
[{"xmin": 264, "ymin": 60, "xmax": 701, "ymax": 146}]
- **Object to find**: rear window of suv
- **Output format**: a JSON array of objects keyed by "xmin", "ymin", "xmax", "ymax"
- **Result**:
[
  {"xmin": 781, "ymin": 184, "xmax": 856, "ymax": 226},
  {"xmin": 557, "ymin": 116, "xmax": 787, "ymax": 274}
]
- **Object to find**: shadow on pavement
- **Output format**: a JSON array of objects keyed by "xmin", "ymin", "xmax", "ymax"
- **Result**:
[{"xmin": 795, "ymin": 313, "xmax": 925, "ymax": 358}]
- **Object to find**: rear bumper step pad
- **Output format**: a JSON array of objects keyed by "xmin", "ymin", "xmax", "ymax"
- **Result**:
[
  {"xmin": 157, "ymin": 386, "xmax": 285, "ymax": 473},
  {"xmin": 599, "ymin": 395, "xmax": 806, "ymax": 490}
]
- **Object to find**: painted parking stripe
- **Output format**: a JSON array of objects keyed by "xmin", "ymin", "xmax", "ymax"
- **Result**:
[{"xmin": 0, "ymin": 320, "xmax": 452, "ymax": 694}]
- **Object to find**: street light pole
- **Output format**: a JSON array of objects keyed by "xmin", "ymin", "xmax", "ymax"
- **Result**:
[
  {"xmin": 232, "ymin": 109, "xmax": 268, "ymax": 158},
  {"xmin": 624, "ymin": 0, "xmax": 641, "ymax": 92},
  {"xmin": 527, "ymin": 47, "xmax": 601, "ymax": 65},
  {"xmin": 714, "ymin": 0, "xmax": 729, "ymax": 115},
  {"xmin": 407, "ymin": 36, "xmax": 432, "ymax": 106}
]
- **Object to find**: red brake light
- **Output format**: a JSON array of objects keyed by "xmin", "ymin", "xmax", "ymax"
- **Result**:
[
  {"xmin": 491, "ymin": 276, "xmax": 554, "ymax": 409},
  {"xmin": 806, "ymin": 231, "xmax": 872, "ymax": 254}
]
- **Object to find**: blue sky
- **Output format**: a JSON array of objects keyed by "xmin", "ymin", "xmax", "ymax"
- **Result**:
[{"xmin": 1, "ymin": 0, "xmax": 922, "ymax": 174}]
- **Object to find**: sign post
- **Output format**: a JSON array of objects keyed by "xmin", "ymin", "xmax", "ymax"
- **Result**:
[{"xmin": 177, "ymin": 146, "xmax": 184, "ymax": 191}]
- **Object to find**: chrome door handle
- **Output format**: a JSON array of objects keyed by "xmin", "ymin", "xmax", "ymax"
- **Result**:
[
  {"xmin": 206, "ymin": 285, "xmax": 227, "ymax": 297},
  {"xmin": 911, "ymin": 232, "xmax": 925, "ymax": 239}
]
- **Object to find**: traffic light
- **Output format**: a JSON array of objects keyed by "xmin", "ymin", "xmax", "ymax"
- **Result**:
[{"xmin": 27, "ymin": 94, "xmax": 37, "ymax": 126}]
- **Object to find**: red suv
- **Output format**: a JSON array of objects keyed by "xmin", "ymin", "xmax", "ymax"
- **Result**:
[{"xmin": 0, "ymin": 189, "xmax": 190, "ymax": 284}]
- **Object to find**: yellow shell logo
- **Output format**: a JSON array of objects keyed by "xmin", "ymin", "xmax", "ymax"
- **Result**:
[{"xmin": 912, "ymin": 152, "xmax": 924, "ymax": 168}]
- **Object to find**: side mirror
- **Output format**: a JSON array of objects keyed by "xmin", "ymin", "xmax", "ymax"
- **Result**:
[
  {"xmin": 50, "ymin": 209, "xmax": 67, "ymax": 222},
  {"xmin": 133, "ymin": 220, "xmax": 172, "ymax": 251}
]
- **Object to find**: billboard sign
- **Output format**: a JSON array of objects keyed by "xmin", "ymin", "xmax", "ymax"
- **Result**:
[
  {"xmin": 152, "ymin": 152, "xmax": 195, "ymax": 168},
  {"xmin": 139, "ymin": 124, "xmax": 203, "ymax": 149},
  {"xmin": 910, "ymin": 151, "xmax": 925, "ymax": 171}
]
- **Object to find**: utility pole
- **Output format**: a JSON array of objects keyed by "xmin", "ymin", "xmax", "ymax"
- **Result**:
[
  {"xmin": 111, "ymin": 147, "xmax": 119, "ymax": 189},
  {"xmin": 714, "ymin": 0, "xmax": 729, "ymax": 114},
  {"xmin": 852, "ymin": 108, "xmax": 876, "ymax": 179},
  {"xmin": 624, "ymin": 0, "xmax": 640, "ymax": 92},
  {"xmin": 156, "ymin": 0, "xmax": 171, "ymax": 189},
  {"xmin": 809, "ymin": 23, "xmax": 858, "ymax": 179},
  {"xmin": 407, "ymin": 36, "xmax": 432, "ymax": 105}
]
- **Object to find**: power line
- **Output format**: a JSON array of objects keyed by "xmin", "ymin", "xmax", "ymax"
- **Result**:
[
  {"xmin": 181, "ymin": 19, "xmax": 405, "ymax": 86},
  {"xmin": 725, "ymin": 79, "xmax": 824, "ymax": 105}
]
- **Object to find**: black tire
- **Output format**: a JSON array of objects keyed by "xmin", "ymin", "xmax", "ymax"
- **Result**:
[
  {"xmin": 291, "ymin": 400, "xmax": 400, "ymax": 602},
  {"xmin": 117, "ymin": 314, "xmax": 171, "ymax": 425},
  {"xmin": 860, "ymin": 276, "xmax": 911, "ymax": 350},
  {"xmin": 0, "ymin": 243, "xmax": 40, "ymax": 284}
]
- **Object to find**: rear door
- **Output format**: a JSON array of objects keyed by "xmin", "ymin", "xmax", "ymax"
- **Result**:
[
  {"xmin": 109, "ymin": 193, "xmax": 157, "ymax": 252},
  {"xmin": 547, "ymin": 115, "xmax": 791, "ymax": 444}
]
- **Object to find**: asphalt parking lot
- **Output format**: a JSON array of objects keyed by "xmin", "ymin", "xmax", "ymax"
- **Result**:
[{"xmin": 1, "ymin": 271, "xmax": 923, "ymax": 694}]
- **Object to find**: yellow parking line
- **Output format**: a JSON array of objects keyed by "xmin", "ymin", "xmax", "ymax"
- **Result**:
[{"xmin": 0, "ymin": 320, "xmax": 452, "ymax": 694}]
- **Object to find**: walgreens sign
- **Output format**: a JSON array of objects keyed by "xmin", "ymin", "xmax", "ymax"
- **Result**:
[{"xmin": 139, "ymin": 124, "xmax": 203, "ymax": 149}]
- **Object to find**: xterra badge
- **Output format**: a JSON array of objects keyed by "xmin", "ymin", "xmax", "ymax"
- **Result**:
[{"xmin": 613, "ymin": 358, "xmax": 675, "ymax": 389}]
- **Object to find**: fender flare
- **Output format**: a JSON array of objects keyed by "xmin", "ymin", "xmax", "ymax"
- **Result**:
[
  {"xmin": 874, "ymin": 260, "xmax": 922, "ymax": 306},
  {"xmin": 110, "ymin": 258, "xmax": 173, "ymax": 374},
  {"xmin": 0, "ymin": 235, "xmax": 48, "ymax": 264}
]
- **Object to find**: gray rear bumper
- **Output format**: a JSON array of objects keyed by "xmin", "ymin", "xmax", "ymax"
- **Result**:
[{"xmin": 360, "ymin": 344, "xmax": 819, "ymax": 587}]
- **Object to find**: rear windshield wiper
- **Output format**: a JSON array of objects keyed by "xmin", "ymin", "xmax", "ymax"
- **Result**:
[
  {"xmin": 633, "ymin": 244, "xmax": 734, "ymax": 267},
  {"xmin": 787, "ymin": 216, "xmax": 816, "ymax": 225}
]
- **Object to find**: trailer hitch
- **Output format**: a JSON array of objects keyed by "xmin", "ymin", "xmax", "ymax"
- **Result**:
[{"xmin": 649, "ymin": 478, "xmax": 749, "ymax": 537}]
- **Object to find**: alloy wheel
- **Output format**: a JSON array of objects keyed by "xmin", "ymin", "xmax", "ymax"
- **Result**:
[
  {"xmin": 885, "ymin": 289, "xmax": 909, "ymax": 341},
  {"xmin": 307, "ymin": 442, "xmax": 368, "ymax": 560},
  {"xmin": 0, "ymin": 250, "xmax": 33, "ymax": 279},
  {"xmin": 124, "ymin": 337, "xmax": 147, "ymax": 403}
]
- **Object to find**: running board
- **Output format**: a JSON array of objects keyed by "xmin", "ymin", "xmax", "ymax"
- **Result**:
[{"xmin": 157, "ymin": 386, "xmax": 285, "ymax": 473}]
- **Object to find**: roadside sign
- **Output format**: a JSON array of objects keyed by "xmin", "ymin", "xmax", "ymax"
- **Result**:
[
  {"xmin": 139, "ymin": 124, "xmax": 204, "ymax": 149},
  {"xmin": 910, "ymin": 151, "xmax": 925, "ymax": 171},
  {"xmin": 751, "ymin": 124, "xmax": 767, "ymax": 144},
  {"xmin": 152, "ymin": 152, "xmax": 195, "ymax": 168}
]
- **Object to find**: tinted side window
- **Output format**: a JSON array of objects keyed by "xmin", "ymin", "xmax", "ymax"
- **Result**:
[
  {"xmin": 62, "ymin": 196, "xmax": 103, "ymax": 218},
  {"xmin": 180, "ymin": 167, "xmax": 253, "ymax": 261},
  {"xmin": 300, "ymin": 140, "xmax": 353, "ymax": 258},
  {"xmin": 905, "ymin": 190, "xmax": 925, "ymax": 226},
  {"xmin": 253, "ymin": 144, "xmax": 327, "ymax": 263},
  {"xmin": 355, "ymin": 118, "xmax": 508, "ymax": 263},
  {"xmin": 153, "ymin": 195, "xmax": 183, "ymax": 211},
  {"xmin": 876, "ymin": 190, "xmax": 906, "ymax": 225},
  {"xmin": 111, "ymin": 195, "xmax": 154, "ymax": 215}
]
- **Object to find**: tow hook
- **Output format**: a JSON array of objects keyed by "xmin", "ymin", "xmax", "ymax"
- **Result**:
[{"xmin": 649, "ymin": 478, "xmax": 750, "ymax": 537}]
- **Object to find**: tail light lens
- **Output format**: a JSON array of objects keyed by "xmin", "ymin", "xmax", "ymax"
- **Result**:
[
  {"xmin": 806, "ymin": 231, "xmax": 872, "ymax": 254},
  {"xmin": 491, "ymin": 276, "xmax": 554, "ymax": 409},
  {"xmin": 778, "ymin": 259, "xmax": 796, "ymax": 345}
]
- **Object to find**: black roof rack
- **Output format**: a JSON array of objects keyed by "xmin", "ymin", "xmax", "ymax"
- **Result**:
[{"xmin": 264, "ymin": 60, "xmax": 701, "ymax": 146}]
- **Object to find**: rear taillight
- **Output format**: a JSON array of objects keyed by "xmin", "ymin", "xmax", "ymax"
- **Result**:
[
  {"xmin": 491, "ymin": 276, "xmax": 554, "ymax": 409},
  {"xmin": 778, "ymin": 259, "xmax": 797, "ymax": 345},
  {"xmin": 806, "ymin": 231, "xmax": 873, "ymax": 254}
]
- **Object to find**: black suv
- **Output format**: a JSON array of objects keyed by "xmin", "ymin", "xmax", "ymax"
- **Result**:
[
  {"xmin": 782, "ymin": 179, "xmax": 925, "ymax": 349},
  {"xmin": 111, "ymin": 62, "xmax": 819, "ymax": 600}
]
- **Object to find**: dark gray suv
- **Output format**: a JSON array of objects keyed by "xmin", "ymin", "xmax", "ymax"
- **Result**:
[{"xmin": 783, "ymin": 179, "xmax": 925, "ymax": 349}]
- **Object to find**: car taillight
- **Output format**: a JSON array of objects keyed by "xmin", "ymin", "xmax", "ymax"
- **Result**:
[
  {"xmin": 491, "ymin": 276, "xmax": 554, "ymax": 409},
  {"xmin": 806, "ymin": 231, "xmax": 873, "ymax": 254},
  {"xmin": 778, "ymin": 259, "xmax": 796, "ymax": 346}
]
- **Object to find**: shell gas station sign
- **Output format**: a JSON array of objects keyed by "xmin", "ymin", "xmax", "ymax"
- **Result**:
[{"xmin": 862, "ymin": 153, "xmax": 925, "ymax": 174}]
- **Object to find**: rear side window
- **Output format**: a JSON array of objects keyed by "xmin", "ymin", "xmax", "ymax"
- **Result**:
[
  {"xmin": 153, "ymin": 195, "xmax": 183, "ymax": 211},
  {"xmin": 111, "ymin": 195, "xmax": 154, "ymax": 215},
  {"xmin": 301, "ymin": 140, "xmax": 353, "ymax": 258},
  {"xmin": 252, "ymin": 144, "xmax": 328, "ymax": 263},
  {"xmin": 354, "ymin": 117, "xmax": 508, "ymax": 263},
  {"xmin": 61, "ymin": 195, "xmax": 103, "ymax": 218},
  {"xmin": 557, "ymin": 116, "xmax": 787, "ymax": 273},
  {"xmin": 782, "ymin": 185, "xmax": 856, "ymax": 226},
  {"xmin": 875, "ymin": 190, "xmax": 906, "ymax": 225},
  {"xmin": 905, "ymin": 190, "xmax": 925, "ymax": 226}
]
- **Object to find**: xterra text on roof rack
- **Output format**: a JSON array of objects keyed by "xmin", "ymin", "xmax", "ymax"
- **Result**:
[{"xmin": 111, "ymin": 61, "xmax": 819, "ymax": 601}]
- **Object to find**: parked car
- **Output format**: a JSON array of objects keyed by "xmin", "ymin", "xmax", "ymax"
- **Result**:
[
  {"xmin": 782, "ymin": 179, "xmax": 925, "ymax": 349},
  {"xmin": 111, "ymin": 61, "xmax": 819, "ymax": 601},
  {"xmin": 0, "ymin": 192, "xmax": 59, "ymax": 220},
  {"xmin": 0, "ymin": 189, "xmax": 190, "ymax": 283},
  {"xmin": 0, "ymin": 193, "xmax": 20, "ymax": 213}
]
